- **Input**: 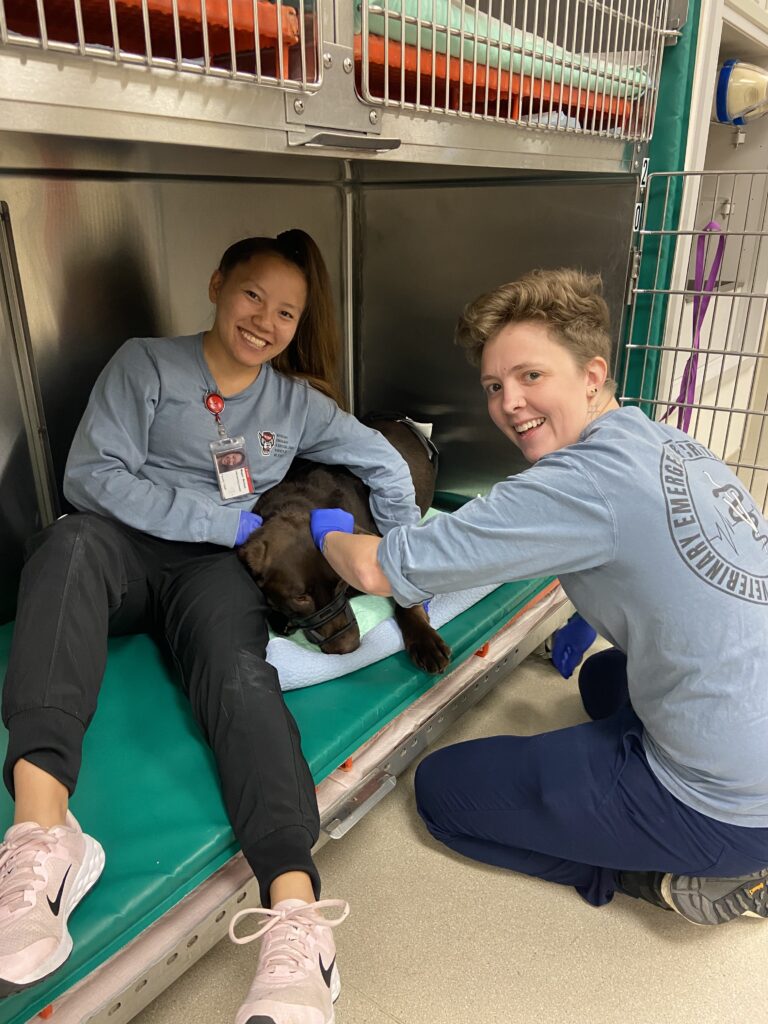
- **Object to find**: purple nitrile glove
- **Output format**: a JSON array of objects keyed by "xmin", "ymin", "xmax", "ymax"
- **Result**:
[
  {"xmin": 235, "ymin": 511, "xmax": 263, "ymax": 546},
  {"xmin": 551, "ymin": 613, "xmax": 597, "ymax": 679},
  {"xmin": 310, "ymin": 508, "xmax": 354, "ymax": 551}
]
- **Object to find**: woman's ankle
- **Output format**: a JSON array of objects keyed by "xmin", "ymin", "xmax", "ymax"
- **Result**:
[
  {"xmin": 12, "ymin": 759, "xmax": 68, "ymax": 828},
  {"xmin": 269, "ymin": 870, "xmax": 316, "ymax": 906}
]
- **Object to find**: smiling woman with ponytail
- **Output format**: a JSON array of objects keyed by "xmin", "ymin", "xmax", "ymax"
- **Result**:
[{"xmin": 0, "ymin": 226, "xmax": 422, "ymax": 1023}]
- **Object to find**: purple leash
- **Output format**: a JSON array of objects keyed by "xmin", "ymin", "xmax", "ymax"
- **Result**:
[{"xmin": 662, "ymin": 220, "xmax": 725, "ymax": 433}]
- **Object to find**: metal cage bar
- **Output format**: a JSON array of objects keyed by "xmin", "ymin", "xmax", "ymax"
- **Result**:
[
  {"xmin": 355, "ymin": 0, "xmax": 674, "ymax": 140},
  {"xmin": 0, "ymin": 0, "xmax": 321, "ymax": 91},
  {"xmin": 621, "ymin": 170, "xmax": 768, "ymax": 513}
]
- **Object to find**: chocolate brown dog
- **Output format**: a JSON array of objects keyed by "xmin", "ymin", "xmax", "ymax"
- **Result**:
[{"xmin": 238, "ymin": 417, "xmax": 451, "ymax": 674}]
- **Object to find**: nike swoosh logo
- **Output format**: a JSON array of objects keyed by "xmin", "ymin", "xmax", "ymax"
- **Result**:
[
  {"xmin": 319, "ymin": 955, "xmax": 335, "ymax": 989},
  {"xmin": 47, "ymin": 866, "xmax": 71, "ymax": 917}
]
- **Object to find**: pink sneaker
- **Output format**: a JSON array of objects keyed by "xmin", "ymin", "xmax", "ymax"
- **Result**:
[
  {"xmin": 230, "ymin": 898, "xmax": 350, "ymax": 1024},
  {"xmin": 0, "ymin": 812, "xmax": 105, "ymax": 995}
]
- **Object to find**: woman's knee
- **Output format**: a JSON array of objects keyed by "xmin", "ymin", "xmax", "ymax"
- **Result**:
[
  {"xmin": 24, "ymin": 512, "xmax": 120, "ymax": 567},
  {"xmin": 179, "ymin": 641, "xmax": 277, "ymax": 712},
  {"xmin": 414, "ymin": 746, "xmax": 463, "ymax": 838}
]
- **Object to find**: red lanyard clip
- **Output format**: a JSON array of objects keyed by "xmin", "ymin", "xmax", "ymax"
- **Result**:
[
  {"xmin": 204, "ymin": 391, "xmax": 225, "ymax": 422},
  {"xmin": 204, "ymin": 391, "xmax": 228, "ymax": 437}
]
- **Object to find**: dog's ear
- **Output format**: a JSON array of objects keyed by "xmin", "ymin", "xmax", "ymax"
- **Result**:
[{"xmin": 239, "ymin": 537, "xmax": 268, "ymax": 581}]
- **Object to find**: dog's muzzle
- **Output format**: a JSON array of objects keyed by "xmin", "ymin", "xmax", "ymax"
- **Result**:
[{"xmin": 279, "ymin": 589, "xmax": 358, "ymax": 649}]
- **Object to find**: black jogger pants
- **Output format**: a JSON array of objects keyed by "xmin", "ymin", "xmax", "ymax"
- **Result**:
[{"xmin": 1, "ymin": 512, "xmax": 320, "ymax": 905}]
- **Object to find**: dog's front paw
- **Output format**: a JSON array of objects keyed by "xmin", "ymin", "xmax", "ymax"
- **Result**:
[{"xmin": 405, "ymin": 630, "xmax": 451, "ymax": 674}]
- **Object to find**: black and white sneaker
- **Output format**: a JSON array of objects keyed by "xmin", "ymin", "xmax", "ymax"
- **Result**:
[{"xmin": 661, "ymin": 868, "xmax": 768, "ymax": 926}]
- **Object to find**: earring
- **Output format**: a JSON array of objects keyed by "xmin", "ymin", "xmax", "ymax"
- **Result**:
[{"xmin": 589, "ymin": 387, "xmax": 598, "ymax": 396}]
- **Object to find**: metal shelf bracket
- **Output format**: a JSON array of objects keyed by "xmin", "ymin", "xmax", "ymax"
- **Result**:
[{"xmin": 285, "ymin": 42, "xmax": 399, "ymax": 150}]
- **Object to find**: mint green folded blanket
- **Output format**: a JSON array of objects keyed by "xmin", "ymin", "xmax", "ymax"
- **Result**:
[{"xmin": 357, "ymin": 0, "xmax": 649, "ymax": 99}]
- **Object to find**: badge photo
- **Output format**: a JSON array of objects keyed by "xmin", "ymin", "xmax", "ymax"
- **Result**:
[{"xmin": 210, "ymin": 437, "xmax": 255, "ymax": 502}]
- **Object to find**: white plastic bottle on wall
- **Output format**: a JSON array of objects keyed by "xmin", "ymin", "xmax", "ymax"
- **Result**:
[{"xmin": 714, "ymin": 59, "xmax": 768, "ymax": 125}]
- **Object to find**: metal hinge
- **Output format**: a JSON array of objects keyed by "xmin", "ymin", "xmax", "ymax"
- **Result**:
[
  {"xmin": 625, "ymin": 248, "xmax": 641, "ymax": 306},
  {"xmin": 663, "ymin": 0, "xmax": 689, "ymax": 44}
]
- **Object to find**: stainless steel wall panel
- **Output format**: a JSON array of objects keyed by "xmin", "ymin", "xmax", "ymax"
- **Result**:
[
  {"xmin": 0, "ymin": 272, "xmax": 39, "ymax": 624},
  {"xmin": 153, "ymin": 180, "xmax": 343, "ymax": 336},
  {"xmin": 3, "ymin": 176, "xmax": 166, "ymax": 502},
  {"xmin": 356, "ymin": 179, "xmax": 636, "ymax": 496}
]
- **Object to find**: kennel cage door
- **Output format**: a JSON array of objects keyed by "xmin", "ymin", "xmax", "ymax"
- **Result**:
[{"xmin": 621, "ymin": 169, "xmax": 768, "ymax": 514}]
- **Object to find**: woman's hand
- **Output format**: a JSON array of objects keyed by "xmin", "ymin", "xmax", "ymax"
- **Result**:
[
  {"xmin": 235, "ymin": 511, "xmax": 264, "ymax": 546},
  {"xmin": 311, "ymin": 509, "xmax": 393, "ymax": 596},
  {"xmin": 309, "ymin": 508, "xmax": 354, "ymax": 551}
]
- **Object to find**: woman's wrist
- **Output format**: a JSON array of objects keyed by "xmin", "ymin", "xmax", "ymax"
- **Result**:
[{"xmin": 322, "ymin": 532, "xmax": 391, "ymax": 597}]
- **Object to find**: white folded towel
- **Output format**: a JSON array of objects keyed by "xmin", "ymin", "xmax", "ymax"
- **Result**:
[{"xmin": 268, "ymin": 583, "xmax": 498, "ymax": 691}]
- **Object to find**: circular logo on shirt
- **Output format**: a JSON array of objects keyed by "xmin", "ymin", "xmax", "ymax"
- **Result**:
[{"xmin": 660, "ymin": 439, "xmax": 768, "ymax": 604}]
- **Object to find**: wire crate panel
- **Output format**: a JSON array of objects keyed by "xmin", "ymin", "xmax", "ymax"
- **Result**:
[
  {"xmin": 622, "ymin": 170, "xmax": 768, "ymax": 512},
  {"xmin": 355, "ymin": 0, "xmax": 673, "ymax": 140},
  {"xmin": 0, "ymin": 0, "xmax": 320, "ymax": 87}
]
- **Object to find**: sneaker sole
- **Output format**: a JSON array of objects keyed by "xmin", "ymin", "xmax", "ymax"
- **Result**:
[
  {"xmin": 0, "ymin": 835, "xmax": 106, "ymax": 995},
  {"xmin": 661, "ymin": 868, "xmax": 768, "ymax": 927}
]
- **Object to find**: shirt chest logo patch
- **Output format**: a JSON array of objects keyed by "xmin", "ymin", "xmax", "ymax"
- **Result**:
[
  {"xmin": 258, "ymin": 430, "xmax": 290, "ymax": 457},
  {"xmin": 259, "ymin": 431, "xmax": 276, "ymax": 455},
  {"xmin": 660, "ymin": 439, "xmax": 768, "ymax": 604}
]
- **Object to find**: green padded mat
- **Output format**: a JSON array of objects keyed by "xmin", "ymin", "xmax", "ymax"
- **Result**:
[{"xmin": 0, "ymin": 574, "xmax": 553, "ymax": 1024}]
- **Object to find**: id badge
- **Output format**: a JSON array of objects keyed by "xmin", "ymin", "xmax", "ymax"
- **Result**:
[{"xmin": 210, "ymin": 437, "xmax": 255, "ymax": 501}]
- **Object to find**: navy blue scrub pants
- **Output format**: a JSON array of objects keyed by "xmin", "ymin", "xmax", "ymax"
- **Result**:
[{"xmin": 415, "ymin": 649, "xmax": 768, "ymax": 907}]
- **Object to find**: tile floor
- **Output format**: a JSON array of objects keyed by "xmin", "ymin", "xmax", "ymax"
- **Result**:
[{"xmin": 133, "ymin": 641, "xmax": 768, "ymax": 1024}]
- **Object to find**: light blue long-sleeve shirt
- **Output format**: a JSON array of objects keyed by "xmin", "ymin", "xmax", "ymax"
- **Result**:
[
  {"xmin": 64, "ymin": 333, "xmax": 421, "ymax": 547},
  {"xmin": 379, "ymin": 406, "xmax": 768, "ymax": 827}
]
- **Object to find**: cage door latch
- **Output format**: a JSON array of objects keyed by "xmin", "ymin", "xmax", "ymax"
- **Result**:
[{"xmin": 285, "ymin": 43, "xmax": 400, "ymax": 153}]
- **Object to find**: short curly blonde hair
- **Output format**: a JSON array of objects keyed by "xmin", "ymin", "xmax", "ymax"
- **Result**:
[{"xmin": 455, "ymin": 268, "xmax": 615, "ymax": 394}]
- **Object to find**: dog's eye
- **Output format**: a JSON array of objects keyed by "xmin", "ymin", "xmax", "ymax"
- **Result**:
[{"xmin": 290, "ymin": 594, "xmax": 313, "ymax": 610}]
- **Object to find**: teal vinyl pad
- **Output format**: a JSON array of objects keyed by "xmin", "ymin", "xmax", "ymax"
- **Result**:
[{"xmin": 0, "ymin": 575, "xmax": 553, "ymax": 1023}]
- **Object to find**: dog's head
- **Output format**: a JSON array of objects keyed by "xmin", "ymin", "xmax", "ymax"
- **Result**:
[{"xmin": 238, "ymin": 511, "xmax": 361, "ymax": 655}]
